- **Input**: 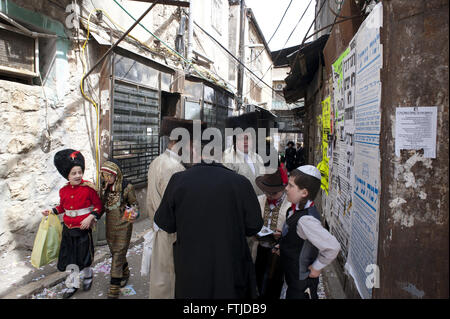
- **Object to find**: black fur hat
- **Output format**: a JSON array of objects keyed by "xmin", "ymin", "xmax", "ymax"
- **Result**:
[
  {"xmin": 225, "ymin": 112, "xmax": 258, "ymax": 130},
  {"xmin": 54, "ymin": 149, "xmax": 85, "ymax": 180}
]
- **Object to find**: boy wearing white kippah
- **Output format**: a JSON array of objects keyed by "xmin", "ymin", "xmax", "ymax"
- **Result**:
[{"xmin": 278, "ymin": 165, "xmax": 341, "ymax": 299}]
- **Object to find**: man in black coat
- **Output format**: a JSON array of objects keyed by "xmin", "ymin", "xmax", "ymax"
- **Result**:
[
  {"xmin": 285, "ymin": 141, "xmax": 297, "ymax": 172},
  {"xmin": 295, "ymin": 142, "xmax": 306, "ymax": 168},
  {"xmin": 154, "ymin": 158, "xmax": 263, "ymax": 299}
]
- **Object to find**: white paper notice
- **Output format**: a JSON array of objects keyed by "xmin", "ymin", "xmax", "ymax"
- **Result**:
[{"xmin": 395, "ymin": 107, "xmax": 437, "ymax": 158}]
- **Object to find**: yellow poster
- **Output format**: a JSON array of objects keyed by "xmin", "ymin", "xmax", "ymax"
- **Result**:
[
  {"xmin": 318, "ymin": 97, "xmax": 331, "ymax": 195},
  {"xmin": 322, "ymin": 97, "xmax": 331, "ymax": 134}
]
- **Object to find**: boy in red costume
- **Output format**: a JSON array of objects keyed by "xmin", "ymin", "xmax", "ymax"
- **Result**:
[{"xmin": 42, "ymin": 149, "xmax": 103, "ymax": 298}]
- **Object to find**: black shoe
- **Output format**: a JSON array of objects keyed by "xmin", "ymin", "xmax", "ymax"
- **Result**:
[
  {"xmin": 63, "ymin": 288, "xmax": 78, "ymax": 299},
  {"xmin": 120, "ymin": 265, "xmax": 130, "ymax": 288},
  {"xmin": 120, "ymin": 275, "xmax": 129, "ymax": 288},
  {"xmin": 82, "ymin": 277, "xmax": 93, "ymax": 291}
]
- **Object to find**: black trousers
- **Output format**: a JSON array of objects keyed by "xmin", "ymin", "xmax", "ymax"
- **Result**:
[
  {"xmin": 285, "ymin": 273, "xmax": 319, "ymax": 299},
  {"xmin": 281, "ymin": 253, "xmax": 319, "ymax": 299},
  {"xmin": 255, "ymin": 245, "xmax": 284, "ymax": 299}
]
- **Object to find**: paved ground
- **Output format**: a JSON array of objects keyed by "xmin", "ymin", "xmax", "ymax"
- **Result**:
[
  {"xmin": 31, "ymin": 241, "xmax": 149, "ymax": 299},
  {"xmin": 2, "ymin": 215, "xmax": 345, "ymax": 299}
]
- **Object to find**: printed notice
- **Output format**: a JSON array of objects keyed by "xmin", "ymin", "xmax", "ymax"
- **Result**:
[{"xmin": 395, "ymin": 107, "xmax": 437, "ymax": 158}]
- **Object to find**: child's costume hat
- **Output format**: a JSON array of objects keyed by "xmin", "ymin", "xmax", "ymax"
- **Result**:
[
  {"xmin": 296, "ymin": 165, "xmax": 321, "ymax": 180},
  {"xmin": 256, "ymin": 163, "xmax": 289, "ymax": 193},
  {"xmin": 54, "ymin": 149, "xmax": 85, "ymax": 180}
]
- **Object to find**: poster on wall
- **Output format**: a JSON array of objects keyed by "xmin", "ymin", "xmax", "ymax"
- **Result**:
[
  {"xmin": 395, "ymin": 106, "xmax": 437, "ymax": 158},
  {"xmin": 318, "ymin": 97, "xmax": 331, "ymax": 195},
  {"xmin": 344, "ymin": 2, "xmax": 383, "ymax": 300},
  {"xmin": 327, "ymin": 39, "xmax": 357, "ymax": 262}
]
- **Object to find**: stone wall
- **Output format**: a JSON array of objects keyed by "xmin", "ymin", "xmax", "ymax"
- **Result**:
[{"xmin": 0, "ymin": 43, "xmax": 98, "ymax": 259}]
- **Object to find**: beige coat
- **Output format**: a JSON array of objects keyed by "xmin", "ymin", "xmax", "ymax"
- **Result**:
[
  {"xmin": 147, "ymin": 149, "xmax": 185, "ymax": 299},
  {"xmin": 249, "ymin": 194, "xmax": 291, "ymax": 262},
  {"xmin": 222, "ymin": 147, "xmax": 266, "ymax": 196}
]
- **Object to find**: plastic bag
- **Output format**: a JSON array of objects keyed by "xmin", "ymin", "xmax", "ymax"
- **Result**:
[
  {"xmin": 140, "ymin": 228, "xmax": 155, "ymax": 277},
  {"xmin": 31, "ymin": 214, "xmax": 63, "ymax": 268}
]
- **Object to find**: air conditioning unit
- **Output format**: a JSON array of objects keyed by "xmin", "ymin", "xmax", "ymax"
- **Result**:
[{"xmin": 276, "ymin": 83, "xmax": 283, "ymax": 90}]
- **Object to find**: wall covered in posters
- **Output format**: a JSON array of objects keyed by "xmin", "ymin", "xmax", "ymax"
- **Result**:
[{"xmin": 322, "ymin": 2, "xmax": 382, "ymax": 299}]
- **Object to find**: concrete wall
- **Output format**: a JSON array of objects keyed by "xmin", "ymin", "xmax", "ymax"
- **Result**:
[
  {"xmin": 307, "ymin": 0, "xmax": 449, "ymax": 299},
  {"xmin": 376, "ymin": 0, "xmax": 449, "ymax": 299}
]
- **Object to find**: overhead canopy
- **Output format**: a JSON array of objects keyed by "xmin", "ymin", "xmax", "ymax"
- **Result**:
[{"xmin": 283, "ymin": 34, "xmax": 329, "ymax": 103}]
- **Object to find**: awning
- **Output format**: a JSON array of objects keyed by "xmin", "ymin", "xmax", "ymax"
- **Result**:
[{"xmin": 283, "ymin": 34, "xmax": 329, "ymax": 103}]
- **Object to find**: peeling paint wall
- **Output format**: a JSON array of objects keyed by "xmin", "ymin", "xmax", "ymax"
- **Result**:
[{"xmin": 377, "ymin": 0, "xmax": 449, "ymax": 298}]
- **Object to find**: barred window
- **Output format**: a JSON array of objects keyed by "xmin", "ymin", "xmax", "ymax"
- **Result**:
[{"xmin": 112, "ymin": 55, "xmax": 161, "ymax": 186}]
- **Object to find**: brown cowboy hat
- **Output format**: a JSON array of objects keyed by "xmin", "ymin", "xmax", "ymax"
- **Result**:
[{"xmin": 255, "ymin": 169, "xmax": 287, "ymax": 193}]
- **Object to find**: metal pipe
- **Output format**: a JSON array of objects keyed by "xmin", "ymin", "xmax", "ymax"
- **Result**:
[
  {"xmin": 186, "ymin": 1, "xmax": 194, "ymax": 62},
  {"xmin": 81, "ymin": 0, "xmax": 159, "ymax": 83},
  {"xmin": 236, "ymin": 0, "xmax": 245, "ymax": 111}
]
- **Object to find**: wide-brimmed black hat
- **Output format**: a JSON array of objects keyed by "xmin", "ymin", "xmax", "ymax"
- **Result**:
[
  {"xmin": 160, "ymin": 116, "xmax": 207, "ymax": 139},
  {"xmin": 225, "ymin": 112, "xmax": 258, "ymax": 131},
  {"xmin": 54, "ymin": 149, "xmax": 85, "ymax": 180},
  {"xmin": 255, "ymin": 165, "xmax": 288, "ymax": 193}
]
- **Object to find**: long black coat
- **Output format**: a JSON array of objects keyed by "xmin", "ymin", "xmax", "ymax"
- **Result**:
[
  {"xmin": 154, "ymin": 162, "xmax": 263, "ymax": 299},
  {"xmin": 285, "ymin": 147, "xmax": 297, "ymax": 171}
]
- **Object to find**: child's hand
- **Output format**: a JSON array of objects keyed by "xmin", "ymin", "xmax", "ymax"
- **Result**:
[
  {"xmin": 308, "ymin": 265, "xmax": 321, "ymax": 278},
  {"xmin": 272, "ymin": 244, "xmax": 280, "ymax": 256},
  {"xmin": 42, "ymin": 210, "xmax": 51, "ymax": 217},
  {"xmin": 80, "ymin": 215, "xmax": 95, "ymax": 230},
  {"xmin": 273, "ymin": 230, "xmax": 282, "ymax": 240},
  {"xmin": 128, "ymin": 209, "xmax": 138, "ymax": 224}
]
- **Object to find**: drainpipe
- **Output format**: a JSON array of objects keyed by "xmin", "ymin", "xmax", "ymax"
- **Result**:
[
  {"xmin": 237, "ymin": 0, "xmax": 245, "ymax": 111},
  {"xmin": 187, "ymin": 0, "xmax": 194, "ymax": 64}
]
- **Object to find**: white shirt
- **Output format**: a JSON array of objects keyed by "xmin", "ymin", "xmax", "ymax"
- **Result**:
[
  {"xmin": 236, "ymin": 149, "xmax": 256, "ymax": 175},
  {"xmin": 291, "ymin": 201, "xmax": 341, "ymax": 270}
]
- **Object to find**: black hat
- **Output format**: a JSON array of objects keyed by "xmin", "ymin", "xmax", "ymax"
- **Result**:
[
  {"xmin": 160, "ymin": 116, "xmax": 206, "ymax": 139},
  {"xmin": 225, "ymin": 112, "xmax": 258, "ymax": 131},
  {"xmin": 54, "ymin": 149, "xmax": 85, "ymax": 180}
]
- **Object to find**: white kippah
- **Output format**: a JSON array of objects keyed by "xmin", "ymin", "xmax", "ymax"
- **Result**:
[{"xmin": 296, "ymin": 165, "xmax": 321, "ymax": 180}]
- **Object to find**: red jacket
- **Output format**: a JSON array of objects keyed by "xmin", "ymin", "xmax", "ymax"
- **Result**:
[{"xmin": 53, "ymin": 180, "xmax": 103, "ymax": 229}]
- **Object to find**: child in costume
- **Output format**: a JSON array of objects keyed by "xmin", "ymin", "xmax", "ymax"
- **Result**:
[
  {"xmin": 252, "ymin": 163, "xmax": 291, "ymax": 299},
  {"xmin": 42, "ymin": 149, "xmax": 103, "ymax": 299},
  {"xmin": 100, "ymin": 159, "xmax": 139, "ymax": 299},
  {"xmin": 279, "ymin": 165, "xmax": 341, "ymax": 299}
]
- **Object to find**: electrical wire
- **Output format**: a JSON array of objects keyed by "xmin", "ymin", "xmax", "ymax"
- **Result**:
[
  {"xmin": 248, "ymin": 0, "xmax": 293, "ymax": 64},
  {"xmin": 111, "ymin": 0, "xmax": 224, "ymax": 87},
  {"xmin": 193, "ymin": 20, "xmax": 282, "ymax": 100},
  {"xmin": 79, "ymin": 9, "xmax": 102, "ymax": 186},
  {"xmin": 289, "ymin": 0, "xmax": 329, "ymax": 75},
  {"xmin": 243, "ymin": 0, "xmax": 314, "ymax": 97},
  {"xmin": 78, "ymin": 5, "xmax": 238, "ymax": 183}
]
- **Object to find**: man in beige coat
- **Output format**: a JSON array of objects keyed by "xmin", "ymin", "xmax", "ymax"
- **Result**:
[{"xmin": 147, "ymin": 117, "xmax": 194, "ymax": 299}]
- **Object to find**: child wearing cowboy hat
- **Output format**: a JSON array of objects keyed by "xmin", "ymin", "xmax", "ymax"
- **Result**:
[
  {"xmin": 252, "ymin": 162, "xmax": 291, "ymax": 299},
  {"xmin": 278, "ymin": 165, "xmax": 341, "ymax": 299}
]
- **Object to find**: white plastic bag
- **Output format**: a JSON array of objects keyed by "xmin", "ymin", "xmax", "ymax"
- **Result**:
[{"xmin": 140, "ymin": 228, "xmax": 155, "ymax": 277}]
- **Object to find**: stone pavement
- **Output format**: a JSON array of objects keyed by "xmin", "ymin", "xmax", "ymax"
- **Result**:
[
  {"xmin": 1, "ymin": 217, "xmax": 152, "ymax": 299},
  {"xmin": 2, "ymin": 215, "xmax": 346, "ymax": 299}
]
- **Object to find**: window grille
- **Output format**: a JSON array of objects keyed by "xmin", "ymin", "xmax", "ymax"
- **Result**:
[{"xmin": 112, "ymin": 79, "xmax": 160, "ymax": 186}]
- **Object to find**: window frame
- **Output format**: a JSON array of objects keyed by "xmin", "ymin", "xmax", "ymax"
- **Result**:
[{"xmin": 110, "ymin": 51, "xmax": 173, "ymax": 188}]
